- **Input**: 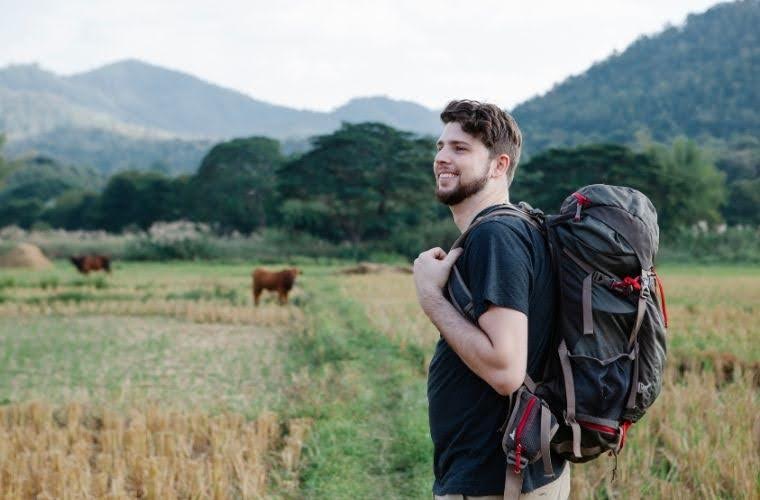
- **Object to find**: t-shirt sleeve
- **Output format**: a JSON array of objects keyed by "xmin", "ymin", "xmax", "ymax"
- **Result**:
[{"xmin": 463, "ymin": 220, "xmax": 534, "ymax": 320}]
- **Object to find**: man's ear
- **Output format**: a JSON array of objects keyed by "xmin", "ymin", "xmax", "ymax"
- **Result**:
[{"xmin": 492, "ymin": 154, "xmax": 511, "ymax": 179}]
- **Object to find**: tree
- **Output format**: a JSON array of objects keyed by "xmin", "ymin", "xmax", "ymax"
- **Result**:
[
  {"xmin": 511, "ymin": 140, "xmax": 727, "ymax": 233},
  {"xmin": 511, "ymin": 143, "xmax": 662, "ymax": 212},
  {"xmin": 42, "ymin": 190, "xmax": 101, "ymax": 229},
  {"xmin": 714, "ymin": 135, "xmax": 760, "ymax": 225},
  {"xmin": 278, "ymin": 122, "xmax": 435, "ymax": 245},
  {"xmin": 98, "ymin": 171, "xmax": 184, "ymax": 232},
  {"xmin": 188, "ymin": 137, "xmax": 283, "ymax": 232},
  {"xmin": 723, "ymin": 179, "xmax": 760, "ymax": 225},
  {"xmin": 645, "ymin": 138, "xmax": 726, "ymax": 231},
  {"xmin": 0, "ymin": 155, "xmax": 102, "ymax": 228}
]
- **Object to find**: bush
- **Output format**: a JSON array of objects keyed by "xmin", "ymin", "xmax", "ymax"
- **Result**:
[
  {"xmin": 659, "ymin": 225, "xmax": 760, "ymax": 264},
  {"xmin": 379, "ymin": 218, "xmax": 460, "ymax": 261},
  {"xmin": 123, "ymin": 221, "xmax": 215, "ymax": 261},
  {"xmin": 0, "ymin": 225, "xmax": 135, "ymax": 259}
]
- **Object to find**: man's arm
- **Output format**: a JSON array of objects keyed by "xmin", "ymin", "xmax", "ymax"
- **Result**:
[
  {"xmin": 421, "ymin": 294, "xmax": 527, "ymax": 396},
  {"xmin": 413, "ymin": 247, "xmax": 528, "ymax": 396}
]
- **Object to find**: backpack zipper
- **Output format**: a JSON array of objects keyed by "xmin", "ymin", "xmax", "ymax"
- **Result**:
[
  {"xmin": 577, "ymin": 419, "xmax": 618, "ymax": 437},
  {"xmin": 513, "ymin": 396, "xmax": 537, "ymax": 473}
]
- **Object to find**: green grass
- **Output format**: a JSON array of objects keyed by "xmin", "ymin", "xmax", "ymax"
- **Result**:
[
  {"xmin": 0, "ymin": 315, "xmax": 288, "ymax": 416},
  {"xmin": 284, "ymin": 275, "xmax": 433, "ymax": 498},
  {"xmin": 1, "ymin": 261, "xmax": 757, "ymax": 498}
]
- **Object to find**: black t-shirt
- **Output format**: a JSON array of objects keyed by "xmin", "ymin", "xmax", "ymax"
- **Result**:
[{"xmin": 427, "ymin": 206, "xmax": 565, "ymax": 495}]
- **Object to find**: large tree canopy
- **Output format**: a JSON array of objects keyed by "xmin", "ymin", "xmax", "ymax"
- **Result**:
[
  {"xmin": 188, "ymin": 136, "xmax": 283, "ymax": 232},
  {"xmin": 98, "ymin": 171, "xmax": 185, "ymax": 232},
  {"xmin": 278, "ymin": 122, "xmax": 436, "ymax": 244},
  {"xmin": 512, "ymin": 140, "xmax": 727, "ymax": 232},
  {"xmin": 512, "ymin": 143, "xmax": 661, "ymax": 211}
]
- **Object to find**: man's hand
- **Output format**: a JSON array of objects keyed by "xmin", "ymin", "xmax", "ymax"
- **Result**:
[{"xmin": 413, "ymin": 247, "xmax": 463, "ymax": 314}]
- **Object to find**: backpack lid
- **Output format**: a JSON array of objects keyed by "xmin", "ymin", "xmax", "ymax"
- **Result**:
[{"xmin": 560, "ymin": 184, "xmax": 659, "ymax": 269}]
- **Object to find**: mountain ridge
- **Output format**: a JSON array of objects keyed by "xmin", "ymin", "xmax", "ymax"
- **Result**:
[{"xmin": 1, "ymin": 0, "xmax": 756, "ymax": 172}]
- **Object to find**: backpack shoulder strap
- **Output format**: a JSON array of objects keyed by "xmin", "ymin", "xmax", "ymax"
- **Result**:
[
  {"xmin": 449, "ymin": 203, "xmax": 545, "ymax": 251},
  {"xmin": 445, "ymin": 203, "xmax": 550, "ymax": 327}
]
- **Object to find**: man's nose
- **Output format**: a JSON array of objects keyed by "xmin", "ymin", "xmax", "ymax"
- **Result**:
[{"xmin": 434, "ymin": 148, "xmax": 451, "ymax": 166}]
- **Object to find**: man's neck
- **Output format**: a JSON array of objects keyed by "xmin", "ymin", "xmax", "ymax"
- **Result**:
[{"xmin": 451, "ymin": 189, "xmax": 510, "ymax": 232}]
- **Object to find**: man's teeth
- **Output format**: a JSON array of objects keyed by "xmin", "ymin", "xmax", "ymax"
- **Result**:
[{"xmin": 439, "ymin": 173, "xmax": 458, "ymax": 178}]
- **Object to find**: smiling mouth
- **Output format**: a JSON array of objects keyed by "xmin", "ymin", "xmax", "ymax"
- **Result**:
[{"xmin": 437, "ymin": 172, "xmax": 459, "ymax": 179}]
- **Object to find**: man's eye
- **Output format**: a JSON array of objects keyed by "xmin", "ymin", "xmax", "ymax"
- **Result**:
[{"xmin": 455, "ymin": 146, "xmax": 466, "ymax": 151}]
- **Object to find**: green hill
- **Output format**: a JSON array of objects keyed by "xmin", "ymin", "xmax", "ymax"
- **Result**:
[{"xmin": 512, "ymin": 0, "xmax": 759, "ymax": 156}]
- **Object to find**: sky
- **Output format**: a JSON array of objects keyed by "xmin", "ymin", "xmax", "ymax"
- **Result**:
[{"xmin": 0, "ymin": 0, "xmax": 723, "ymax": 112}]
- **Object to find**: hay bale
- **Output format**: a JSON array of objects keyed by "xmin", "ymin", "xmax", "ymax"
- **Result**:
[{"xmin": 0, "ymin": 243, "xmax": 52, "ymax": 269}]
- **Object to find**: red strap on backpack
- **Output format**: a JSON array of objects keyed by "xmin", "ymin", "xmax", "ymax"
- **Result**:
[
  {"xmin": 619, "ymin": 420, "xmax": 633, "ymax": 450},
  {"xmin": 653, "ymin": 271, "xmax": 669, "ymax": 327},
  {"xmin": 611, "ymin": 276, "xmax": 642, "ymax": 293}
]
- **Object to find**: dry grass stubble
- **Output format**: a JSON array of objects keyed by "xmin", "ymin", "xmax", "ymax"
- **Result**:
[
  {"xmin": 342, "ymin": 268, "xmax": 760, "ymax": 498},
  {"xmin": 0, "ymin": 401, "xmax": 312, "ymax": 499}
]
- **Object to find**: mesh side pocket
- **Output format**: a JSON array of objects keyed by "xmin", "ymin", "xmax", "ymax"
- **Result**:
[
  {"xmin": 567, "ymin": 351, "xmax": 634, "ymax": 420},
  {"xmin": 502, "ymin": 388, "xmax": 558, "ymax": 474}
]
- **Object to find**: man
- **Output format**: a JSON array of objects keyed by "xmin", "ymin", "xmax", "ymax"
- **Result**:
[{"xmin": 413, "ymin": 100, "xmax": 570, "ymax": 499}]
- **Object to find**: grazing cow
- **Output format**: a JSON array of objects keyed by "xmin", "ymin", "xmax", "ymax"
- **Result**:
[
  {"xmin": 252, "ymin": 267, "xmax": 300, "ymax": 306},
  {"xmin": 69, "ymin": 255, "xmax": 111, "ymax": 274}
]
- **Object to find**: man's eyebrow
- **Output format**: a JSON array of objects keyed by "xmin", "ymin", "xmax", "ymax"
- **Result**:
[{"xmin": 436, "ymin": 139, "xmax": 471, "ymax": 147}]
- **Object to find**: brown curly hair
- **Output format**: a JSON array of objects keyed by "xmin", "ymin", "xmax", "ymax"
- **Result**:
[{"xmin": 440, "ymin": 100, "xmax": 523, "ymax": 187}]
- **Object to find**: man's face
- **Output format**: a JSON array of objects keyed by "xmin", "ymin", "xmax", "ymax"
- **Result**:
[{"xmin": 434, "ymin": 122, "xmax": 493, "ymax": 206}]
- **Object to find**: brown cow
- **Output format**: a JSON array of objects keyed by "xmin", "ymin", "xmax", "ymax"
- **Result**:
[
  {"xmin": 252, "ymin": 267, "xmax": 300, "ymax": 306},
  {"xmin": 70, "ymin": 255, "xmax": 111, "ymax": 274}
]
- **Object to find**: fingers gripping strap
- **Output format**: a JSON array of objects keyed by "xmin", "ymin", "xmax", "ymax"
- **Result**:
[{"xmin": 558, "ymin": 340, "xmax": 582, "ymax": 458}]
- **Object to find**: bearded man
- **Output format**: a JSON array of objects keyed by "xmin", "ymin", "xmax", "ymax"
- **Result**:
[{"xmin": 413, "ymin": 100, "xmax": 570, "ymax": 499}]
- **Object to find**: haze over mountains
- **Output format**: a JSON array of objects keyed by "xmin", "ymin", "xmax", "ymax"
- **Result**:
[
  {"xmin": 0, "ymin": 0, "xmax": 756, "ymax": 173},
  {"xmin": 0, "ymin": 60, "xmax": 441, "ymax": 142}
]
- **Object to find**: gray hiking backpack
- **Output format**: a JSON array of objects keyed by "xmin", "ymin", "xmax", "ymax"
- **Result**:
[{"xmin": 446, "ymin": 184, "xmax": 669, "ymax": 497}]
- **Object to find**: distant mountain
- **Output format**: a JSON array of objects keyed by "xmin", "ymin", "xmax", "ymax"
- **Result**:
[
  {"xmin": 2, "ymin": 0, "xmax": 756, "ymax": 173},
  {"xmin": 67, "ymin": 59, "xmax": 334, "ymax": 139},
  {"xmin": 0, "ymin": 60, "xmax": 440, "ymax": 172},
  {"xmin": 4, "ymin": 128, "xmax": 212, "ymax": 175},
  {"xmin": 512, "ymin": 0, "xmax": 760, "ymax": 155},
  {"xmin": 333, "ymin": 96, "xmax": 440, "ymax": 136},
  {"xmin": 0, "ymin": 77, "xmax": 167, "ymax": 142}
]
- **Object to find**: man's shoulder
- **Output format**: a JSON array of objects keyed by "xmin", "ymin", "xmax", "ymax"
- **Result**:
[{"xmin": 466, "ymin": 215, "xmax": 533, "ymax": 246}]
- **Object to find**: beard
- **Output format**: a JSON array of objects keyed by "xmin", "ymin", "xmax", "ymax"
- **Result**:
[{"xmin": 435, "ymin": 164, "xmax": 490, "ymax": 206}]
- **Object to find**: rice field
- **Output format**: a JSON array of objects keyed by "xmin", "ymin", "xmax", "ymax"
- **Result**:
[
  {"xmin": 341, "ymin": 265, "xmax": 760, "ymax": 499},
  {"xmin": 0, "ymin": 260, "xmax": 757, "ymax": 498}
]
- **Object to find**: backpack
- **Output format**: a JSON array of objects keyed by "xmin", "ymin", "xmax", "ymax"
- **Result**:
[{"xmin": 446, "ymin": 184, "xmax": 668, "ymax": 498}]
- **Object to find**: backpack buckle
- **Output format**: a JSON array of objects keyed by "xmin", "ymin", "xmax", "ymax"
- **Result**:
[
  {"xmin": 611, "ymin": 276, "xmax": 642, "ymax": 295},
  {"xmin": 506, "ymin": 446, "xmax": 529, "ymax": 473}
]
